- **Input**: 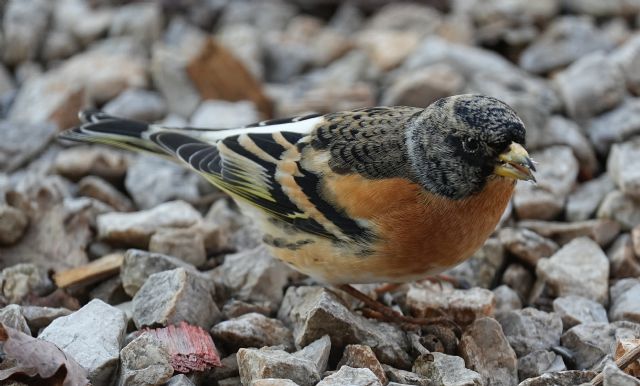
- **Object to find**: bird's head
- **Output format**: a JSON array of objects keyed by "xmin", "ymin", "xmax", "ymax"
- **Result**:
[{"xmin": 406, "ymin": 94, "xmax": 535, "ymax": 199}]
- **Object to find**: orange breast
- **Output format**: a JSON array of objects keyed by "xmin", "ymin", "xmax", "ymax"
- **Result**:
[{"xmin": 318, "ymin": 174, "xmax": 516, "ymax": 283}]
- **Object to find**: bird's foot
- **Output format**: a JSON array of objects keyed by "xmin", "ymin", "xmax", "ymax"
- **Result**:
[{"xmin": 337, "ymin": 284, "xmax": 461, "ymax": 335}]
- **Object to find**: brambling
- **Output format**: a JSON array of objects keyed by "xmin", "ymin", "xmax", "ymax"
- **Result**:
[{"xmin": 61, "ymin": 94, "xmax": 534, "ymax": 322}]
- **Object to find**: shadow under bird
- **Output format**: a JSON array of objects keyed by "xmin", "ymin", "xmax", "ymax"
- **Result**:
[{"xmin": 60, "ymin": 94, "xmax": 536, "ymax": 325}]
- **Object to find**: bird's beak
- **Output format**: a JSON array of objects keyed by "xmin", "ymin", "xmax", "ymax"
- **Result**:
[{"xmin": 494, "ymin": 142, "xmax": 536, "ymax": 182}]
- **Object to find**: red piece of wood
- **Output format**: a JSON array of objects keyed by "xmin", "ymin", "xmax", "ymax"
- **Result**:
[{"xmin": 145, "ymin": 321, "xmax": 222, "ymax": 373}]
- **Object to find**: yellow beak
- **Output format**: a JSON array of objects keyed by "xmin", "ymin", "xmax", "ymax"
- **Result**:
[{"xmin": 494, "ymin": 142, "xmax": 536, "ymax": 182}]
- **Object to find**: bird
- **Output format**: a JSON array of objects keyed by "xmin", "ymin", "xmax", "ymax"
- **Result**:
[{"xmin": 60, "ymin": 94, "xmax": 535, "ymax": 326}]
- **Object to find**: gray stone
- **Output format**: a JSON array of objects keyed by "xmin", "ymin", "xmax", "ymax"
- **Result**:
[
  {"xmin": 513, "ymin": 146, "xmax": 579, "ymax": 220},
  {"xmin": 554, "ymin": 52, "xmax": 625, "ymax": 121},
  {"xmin": 498, "ymin": 308, "xmax": 563, "ymax": 357},
  {"xmin": 222, "ymin": 299, "xmax": 271, "ymax": 319},
  {"xmin": 237, "ymin": 347, "xmax": 321, "ymax": 386},
  {"xmin": 460, "ymin": 317, "xmax": 518, "ymax": 386},
  {"xmin": 0, "ymin": 121, "xmax": 56, "ymax": 173},
  {"xmin": 211, "ymin": 313, "xmax": 294, "ymax": 352},
  {"xmin": 318, "ymin": 366, "xmax": 382, "ymax": 386},
  {"xmin": 132, "ymin": 267, "xmax": 221, "ymax": 329},
  {"xmin": 603, "ymin": 361, "xmax": 640, "ymax": 386},
  {"xmin": 406, "ymin": 284, "xmax": 495, "ymax": 327},
  {"xmin": 413, "ymin": 352, "xmax": 482, "ymax": 386},
  {"xmin": 517, "ymin": 219, "xmax": 620, "ymax": 247},
  {"xmin": 609, "ymin": 279, "xmax": 640, "ymax": 323},
  {"xmin": 278, "ymin": 286, "xmax": 411, "ymax": 369},
  {"xmin": 149, "ymin": 228, "xmax": 207, "ymax": 267},
  {"xmin": 294, "ymin": 335, "xmax": 332, "ymax": 375},
  {"xmin": 109, "ymin": 2, "xmax": 163, "ymax": 46},
  {"xmin": 53, "ymin": 0, "xmax": 112, "ymax": 46},
  {"xmin": 561, "ymin": 321, "xmax": 640, "ymax": 369},
  {"xmin": 190, "ymin": 100, "xmax": 261, "ymax": 128},
  {"xmin": 535, "ymin": 237, "xmax": 609, "ymax": 304},
  {"xmin": 608, "ymin": 233, "xmax": 640, "ymax": 278},
  {"xmin": 381, "ymin": 64, "xmax": 465, "ymax": 108},
  {"xmin": 42, "ymin": 30, "xmax": 79, "ymax": 62},
  {"xmin": 337, "ymin": 345, "xmax": 387, "ymax": 384},
  {"xmin": 501, "ymin": 263, "xmax": 534, "ymax": 302},
  {"xmin": 251, "ymin": 380, "xmax": 301, "ymax": 386},
  {"xmin": 608, "ymin": 137, "xmax": 640, "ymax": 199},
  {"xmin": 383, "ymin": 365, "xmax": 433, "ymax": 386},
  {"xmin": 589, "ymin": 99, "xmax": 640, "ymax": 156},
  {"xmin": 2, "ymin": 0, "xmax": 51, "ymax": 66},
  {"xmin": 519, "ymin": 16, "xmax": 614, "ymax": 74},
  {"xmin": 166, "ymin": 374, "xmax": 196, "ymax": 386},
  {"xmin": 567, "ymin": 174, "xmax": 616, "ymax": 222},
  {"xmin": 445, "ymin": 237, "xmax": 505, "ymax": 288},
  {"xmin": 612, "ymin": 34, "xmax": 640, "ymax": 96},
  {"xmin": 517, "ymin": 370, "xmax": 596, "ymax": 386},
  {"xmin": 125, "ymin": 155, "xmax": 202, "ymax": 210},
  {"xmin": 0, "ymin": 205, "xmax": 29, "ymax": 246},
  {"xmin": 538, "ymin": 115, "xmax": 599, "ymax": 179},
  {"xmin": 103, "ymin": 88, "xmax": 167, "ymax": 122},
  {"xmin": 517, "ymin": 350, "xmax": 566, "ymax": 381},
  {"xmin": 217, "ymin": 245, "xmax": 293, "ymax": 312},
  {"xmin": 39, "ymin": 299, "xmax": 127, "ymax": 385},
  {"xmin": 0, "ymin": 263, "xmax": 52, "ymax": 304},
  {"xmin": 498, "ymin": 228, "xmax": 558, "ymax": 266},
  {"xmin": 562, "ymin": 0, "xmax": 640, "ymax": 17},
  {"xmin": 121, "ymin": 249, "xmax": 196, "ymax": 297},
  {"xmin": 598, "ymin": 190, "xmax": 640, "ymax": 231},
  {"xmin": 54, "ymin": 146, "xmax": 131, "ymax": 181},
  {"xmin": 77, "ymin": 176, "xmax": 134, "ymax": 213},
  {"xmin": 493, "ymin": 285, "xmax": 523, "ymax": 316},
  {"xmin": 553, "ymin": 296, "xmax": 608, "ymax": 330},
  {"xmin": 0, "ymin": 304, "xmax": 30, "ymax": 334},
  {"xmin": 118, "ymin": 333, "xmax": 173, "ymax": 386},
  {"xmin": 20, "ymin": 306, "xmax": 73, "ymax": 332},
  {"xmin": 97, "ymin": 200, "xmax": 202, "ymax": 248}
]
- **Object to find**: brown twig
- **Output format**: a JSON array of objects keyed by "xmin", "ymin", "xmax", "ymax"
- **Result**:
[{"xmin": 590, "ymin": 342, "xmax": 640, "ymax": 386}]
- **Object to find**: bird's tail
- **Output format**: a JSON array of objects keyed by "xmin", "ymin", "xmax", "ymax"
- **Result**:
[{"xmin": 58, "ymin": 109, "xmax": 168, "ymax": 156}]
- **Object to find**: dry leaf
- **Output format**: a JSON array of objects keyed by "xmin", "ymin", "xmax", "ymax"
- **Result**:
[{"xmin": 0, "ymin": 323, "xmax": 89, "ymax": 386}]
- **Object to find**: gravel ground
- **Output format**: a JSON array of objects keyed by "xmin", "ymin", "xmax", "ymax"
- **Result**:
[{"xmin": 1, "ymin": 0, "xmax": 640, "ymax": 385}]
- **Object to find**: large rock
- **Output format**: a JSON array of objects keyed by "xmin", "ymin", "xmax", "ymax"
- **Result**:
[
  {"xmin": 519, "ymin": 16, "xmax": 614, "ymax": 74},
  {"xmin": 237, "ymin": 347, "xmax": 321, "ymax": 386},
  {"xmin": 413, "ymin": 352, "xmax": 483, "ymax": 386},
  {"xmin": 598, "ymin": 190, "xmax": 640, "ymax": 231},
  {"xmin": 0, "ymin": 304, "xmax": 30, "ymax": 334},
  {"xmin": 102, "ymin": 88, "xmax": 167, "ymax": 122},
  {"xmin": 53, "ymin": 0, "xmax": 112, "ymax": 46},
  {"xmin": 561, "ymin": 321, "xmax": 640, "ymax": 369},
  {"xmin": 77, "ymin": 176, "xmax": 134, "ymax": 213},
  {"xmin": 517, "ymin": 371, "xmax": 596, "ymax": 386},
  {"xmin": 534, "ymin": 237, "xmax": 609, "ymax": 304},
  {"xmin": 216, "ymin": 245, "xmax": 293, "ymax": 312},
  {"xmin": 608, "ymin": 137, "xmax": 640, "ymax": 199},
  {"xmin": 588, "ymin": 98, "xmax": 640, "ymax": 156},
  {"xmin": 0, "ymin": 263, "xmax": 52, "ymax": 304},
  {"xmin": 125, "ymin": 155, "xmax": 202, "ymax": 210},
  {"xmin": 381, "ymin": 64, "xmax": 465, "ymax": 107},
  {"xmin": 609, "ymin": 279, "xmax": 640, "ymax": 323},
  {"xmin": 97, "ymin": 200, "xmax": 202, "ymax": 248},
  {"xmin": 406, "ymin": 283, "xmax": 495, "ymax": 327},
  {"xmin": 118, "ymin": 333, "xmax": 174, "ymax": 385},
  {"xmin": 552, "ymin": 295, "xmax": 608, "ymax": 330},
  {"xmin": 109, "ymin": 2, "xmax": 163, "ymax": 46},
  {"xmin": 608, "ymin": 233, "xmax": 640, "ymax": 278},
  {"xmin": 337, "ymin": 345, "xmax": 388, "ymax": 384},
  {"xmin": 0, "ymin": 204, "xmax": 29, "ymax": 246},
  {"xmin": 9, "ymin": 50, "xmax": 147, "ymax": 128},
  {"xmin": 132, "ymin": 267, "xmax": 221, "ymax": 329},
  {"xmin": 39, "ymin": 299, "xmax": 127, "ymax": 385},
  {"xmin": 2, "ymin": 0, "xmax": 51, "ymax": 66},
  {"xmin": 498, "ymin": 308, "xmax": 563, "ymax": 357},
  {"xmin": 149, "ymin": 228, "xmax": 207, "ymax": 267},
  {"xmin": 517, "ymin": 350, "xmax": 566, "ymax": 381},
  {"xmin": 554, "ymin": 52, "xmax": 625, "ymax": 121},
  {"xmin": 566, "ymin": 174, "xmax": 616, "ymax": 222},
  {"xmin": 459, "ymin": 317, "xmax": 518, "ymax": 386},
  {"xmin": 278, "ymin": 286, "xmax": 411, "ymax": 369},
  {"xmin": 317, "ymin": 366, "xmax": 382, "ymax": 386},
  {"xmin": 120, "ymin": 249, "xmax": 196, "ymax": 297},
  {"xmin": 612, "ymin": 34, "xmax": 640, "ymax": 96},
  {"xmin": 190, "ymin": 100, "xmax": 261, "ymax": 128},
  {"xmin": 211, "ymin": 313, "xmax": 294, "ymax": 353},
  {"xmin": 517, "ymin": 219, "xmax": 620, "ymax": 246},
  {"xmin": 0, "ymin": 121, "xmax": 56, "ymax": 173},
  {"xmin": 498, "ymin": 228, "xmax": 558, "ymax": 266},
  {"xmin": 513, "ymin": 146, "xmax": 578, "ymax": 220},
  {"xmin": 54, "ymin": 146, "xmax": 131, "ymax": 181}
]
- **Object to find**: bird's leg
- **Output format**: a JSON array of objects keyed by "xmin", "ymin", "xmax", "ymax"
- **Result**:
[{"xmin": 337, "ymin": 284, "xmax": 460, "ymax": 333}]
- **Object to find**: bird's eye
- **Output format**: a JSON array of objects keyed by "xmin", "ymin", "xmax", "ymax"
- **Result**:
[{"xmin": 463, "ymin": 138, "xmax": 479, "ymax": 153}]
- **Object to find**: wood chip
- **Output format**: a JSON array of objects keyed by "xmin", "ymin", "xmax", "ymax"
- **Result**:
[
  {"xmin": 144, "ymin": 321, "xmax": 222, "ymax": 373},
  {"xmin": 53, "ymin": 253, "xmax": 124, "ymax": 288}
]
